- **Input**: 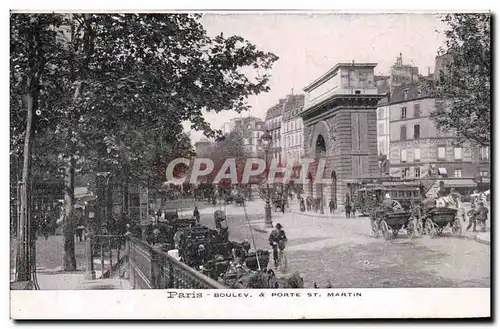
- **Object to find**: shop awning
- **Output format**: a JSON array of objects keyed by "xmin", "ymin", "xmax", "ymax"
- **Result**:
[
  {"xmin": 443, "ymin": 179, "xmax": 476, "ymax": 188},
  {"xmin": 438, "ymin": 168, "xmax": 447, "ymax": 175}
]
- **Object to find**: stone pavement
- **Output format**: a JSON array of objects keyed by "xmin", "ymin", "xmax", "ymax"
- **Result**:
[{"xmin": 10, "ymin": 235, "xmax": 132, "ymax": 290}]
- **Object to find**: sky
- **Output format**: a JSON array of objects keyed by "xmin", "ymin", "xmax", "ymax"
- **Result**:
[{"xmin": 182, "ymin": 13, "xmax": 448, "ymax": 144}]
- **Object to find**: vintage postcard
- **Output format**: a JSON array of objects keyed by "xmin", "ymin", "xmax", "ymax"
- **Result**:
[{"xmin": 9, "ymin": 10, "xmax": 491, "ymax": 319}]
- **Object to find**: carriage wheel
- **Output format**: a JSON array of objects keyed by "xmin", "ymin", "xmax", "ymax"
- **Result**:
[
  {"xmin": 380, "ymin": 220, "xmax": 391, "ymax": 241},
  {"xmin": 451, "ymin": 218, "xmax": 462, "ymax": 236}
]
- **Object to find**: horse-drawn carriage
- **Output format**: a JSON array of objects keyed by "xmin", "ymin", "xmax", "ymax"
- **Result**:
[
  {"xmin": 370, "ymin": 198, "xmax": 419, "ymax": 240},
  {"xmin": 234, "ymin": 195, "xmax": 245, "ymax": 206},
  {"xmin": 224, "ymin": 194, "xmax": 234, "ymax": 204},
  {"xmin": 422, "ymin": 207, "xmax": 460, "ymax": 238},
  {"xmin": 356, "ymin": 181, "xmax": 423, "ymax": 216},
  {"xmin": 272, "ymin": 197, "xmax": 284, "ymax": 212},
  {"xmin": 371, "ymin": 209, "xmax": 415, "ymax": 240}
]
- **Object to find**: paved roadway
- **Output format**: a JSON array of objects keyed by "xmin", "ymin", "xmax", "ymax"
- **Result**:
[
  {"xmin": 12, "ymin": 199, "xmax": 490, "ymax": 289},
  {"xmin": 182, "ymin": 199, "xmax": 491, "ymax": 288}
]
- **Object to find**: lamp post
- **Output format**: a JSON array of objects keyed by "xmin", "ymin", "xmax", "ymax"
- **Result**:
[
  {"xmin": 96, "ymin": 172, "xmax": 112, "ymax": 226},
  {"xmin": 260, "ymin": 130, "xmax": 273, "ymax": 228},
  {"xmin": 85, "ymin": 171, "xmax": 111, "ymax": 280}
]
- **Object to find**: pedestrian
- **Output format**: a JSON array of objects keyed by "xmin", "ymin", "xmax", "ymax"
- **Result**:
[
  {"xmin": 329, "ymin": 199, "xmax": 335, "ymax": 214},
  {"xmin": 268, "ymin": 223, "xmax": 287, "ymax": 268},
  {"xmin": 299, "ymin": 197, "xmax": 305, "ymax": 212},
  {"xmin": 474, "ymin": 202, "xmax": 489, "ymax": 232},
  {"xmin": 281, "ymin": 199, "xmax": 285, "ymax": 214},
  {"xmin": 345, "ymin": 203, "xmax": 351, "ymax": 219},
  {"xmin": 352, "ymin": 205, "xmax": 356, "ymax": 218},
  {"xmin": 152, "ymin": 226, "xmax": 160, "ymax": 245},
  {"xmin": 193, "ymin": 206, "xmax": 200, "ymax": 223},
  {"xmin": 145, "ymin": 223, "xmax": 154, "ymax": 245},
  {"xmin": 306, "ymin": 197, "xmax": 311, "ymax": 211},
  {"xmin": 74, "ymin": 207, "xmax": 85, "ymax": 242}
]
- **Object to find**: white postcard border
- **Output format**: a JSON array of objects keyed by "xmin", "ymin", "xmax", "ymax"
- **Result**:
[{"xmin": 11, "ymin": 288, "xmax": 490, "ymax": 319}]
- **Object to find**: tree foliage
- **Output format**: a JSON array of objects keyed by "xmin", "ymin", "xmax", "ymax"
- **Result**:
[
  {"xmin": 10, "ymin": 13, "xmax": 279, "ymax": 264},
  {"xmin": 431, "ymin": 13, "xmax": 491, "ymax": 146}
]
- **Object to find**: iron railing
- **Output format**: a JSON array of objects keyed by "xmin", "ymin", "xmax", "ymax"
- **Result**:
[
  {"xmin": 127, "ymin": 236, "xmax": 226, "ymax": 289},
  {"xmin": 90, "ymin": 234, "xmax": 127, "ymax": 278}
]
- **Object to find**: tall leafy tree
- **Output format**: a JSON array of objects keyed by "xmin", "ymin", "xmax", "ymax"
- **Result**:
[
  {"xmin": 11, "ymin": 13, "xmax": 279, "ymax": 271},
  {"xmin": 10, "ymin": 13, "xmax": 65, "ymax": 281},
  {"xmin": 431, "ymin": 13, "xmax": 491, "ymax": 146}
]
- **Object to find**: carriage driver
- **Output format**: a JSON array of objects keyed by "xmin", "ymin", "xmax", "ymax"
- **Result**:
[{"xmin": 382, "ymin": 193, "xmax": 402, "ymax": 212}]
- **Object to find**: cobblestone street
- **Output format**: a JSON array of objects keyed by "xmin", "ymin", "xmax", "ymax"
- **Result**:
[{"xmin": 194, "ymin": 199, "xmax": 490, "ymax": 288}]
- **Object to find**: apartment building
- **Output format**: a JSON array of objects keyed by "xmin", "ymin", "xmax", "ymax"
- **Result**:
[
  {"xmin": 281, "ymin": 94, "xmax": 305, "ymax": 165},
  {"xmin": 388, "ymin": 84, "xmax": 489, "ymax": 193}
]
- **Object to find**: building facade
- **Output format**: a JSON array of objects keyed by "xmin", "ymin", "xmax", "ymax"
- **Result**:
[
  {"xmin": 265, "ymin": 100, "xmax": 285, "ymax": 162},
  {"xmin": 376, "ymin": 95, "xmax": 390, "ymax": 157},
  {"xmin": 388, "ymin": 85, "xmax": 489, "ymax": 193},
  {"xmin": 389, "ymin": 53, "xmax": 420, "ymax": 92},
  {"xmin": 281, "ymin": 94, "xmax": 305, "ymax": 165},
  {"xmin": 227, "ymin": 116, "xmax": 266, "ymax": 156},
  {"xmin": 300, "ymin": 62, "xmax": 383, "ymax": 206},
  {"xmin": 194, "ymin": 138, "xmax": 212, "ymax": 157}
]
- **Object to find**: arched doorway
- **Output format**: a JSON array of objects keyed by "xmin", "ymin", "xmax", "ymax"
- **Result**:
[
  {"xmin": 331, "ymin": 171, "xmax": 337, "ymax": 209},
  {"xmin": 315, "ymin": 135, "xmax": 327, "ymax": 210}
]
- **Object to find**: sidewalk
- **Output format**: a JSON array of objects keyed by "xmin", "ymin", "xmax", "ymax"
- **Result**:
[{"xmin": 35, "ymin": 269, "xmax": 132, "ymax": 290}]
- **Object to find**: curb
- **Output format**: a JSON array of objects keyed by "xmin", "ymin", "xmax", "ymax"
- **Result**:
[
  {"xmin": 290, "ymin": 210, "xmax": 364, "ymax": 220},
  {"xmin": 475, "ymin": 234, "xmax": 491, "ymax": 246},
  {"xmin": 290, "ymin": 210, "xmax": 335, "ymax": 219},
  {"xmin": 252, "ymin": 226, "xmax": 271, "ymax": 234}
]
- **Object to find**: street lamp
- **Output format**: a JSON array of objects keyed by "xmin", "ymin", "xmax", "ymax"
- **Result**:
[
  {"xmin": 85, "ymin": 171, "xmax": 111, "ymax": 280},
  {"xmin": 260, "ymin": 130, "xmax": 273, "ymax": 228}
]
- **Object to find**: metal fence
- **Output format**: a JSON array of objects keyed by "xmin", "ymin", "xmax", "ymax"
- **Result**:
[
  {"xmin": 127, "ymin": 236, "xmax": 226, "ymax": 289},
  {"xmin": 91, "ymin": 235, "xmax": 127, "ymax": 278}
]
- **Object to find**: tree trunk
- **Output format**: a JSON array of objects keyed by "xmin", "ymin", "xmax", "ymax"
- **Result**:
[
  {"xmin": 63, "ymin": 155, "xmax": 77, "ymax": 271},
  {"xmin": 15, "ymin": 93, "xmax": 34, "ymax": 282}
]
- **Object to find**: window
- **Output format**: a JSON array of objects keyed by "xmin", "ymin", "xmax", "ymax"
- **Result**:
[
  {"xmin": 355, "ymin": 90, "xmax": 361, "ymax": 95},
  {"xmin": 402, "ymin": 167, "xmax": 410, "ymax": 178},
  {"xmin": 295, "ymin": 135, "xmax": 298, "ymax": 145},
  {"xmin": 378, "ymin": 108, "xmax": 383, "ymax": 120},
  {"xmin": 414, "ymin": 149, "xmax": 420, "ymax": 162},
  {"xmin": 438, "ymin": 146, "xmax": 446, "ymax": 160},
  {"xmin": 454, "ymin": 147, "xmax": 462, "ymax": 161},
  {"xmin": 480, "ymin": 171, "xmax": 488, "ymax": 177},
  {"xmin": 401, "ymin": 149, "xmax": 408, "ymax": 163},
  {"xmin": 480, "ymin": 146, "xmax": 489, "ymax": 161},
  {"xmin": 401, "ymin": 107, "xmax": 407, "ymax": 119},
  {"xmin": 403, "ymin": 89, "xmax": 409, "ymax": 100},
  {"xmin": 454, "ymin": 169, "xmax": 462, "ymax": 178},
  {"xmin": 400, "ymin": 125, "xmax": 407, "ymax": 140},
  {"xmin": 291, "ymin": 121, "xmax": 295, "ymax": 130},
  {"xmin": 414, "ymin": 104, "xmax": 421, "ymax": 117},
  {"xmin": 435, "ymin": 99, "xmax": 445, "ymax": 113},
  {"xmin": 413, "ymin": 124, "xmax": 420, "ymax": 139},
  {"xmin": 415, "ymin": 167, "xmax": 421, "ymax": 178}
]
